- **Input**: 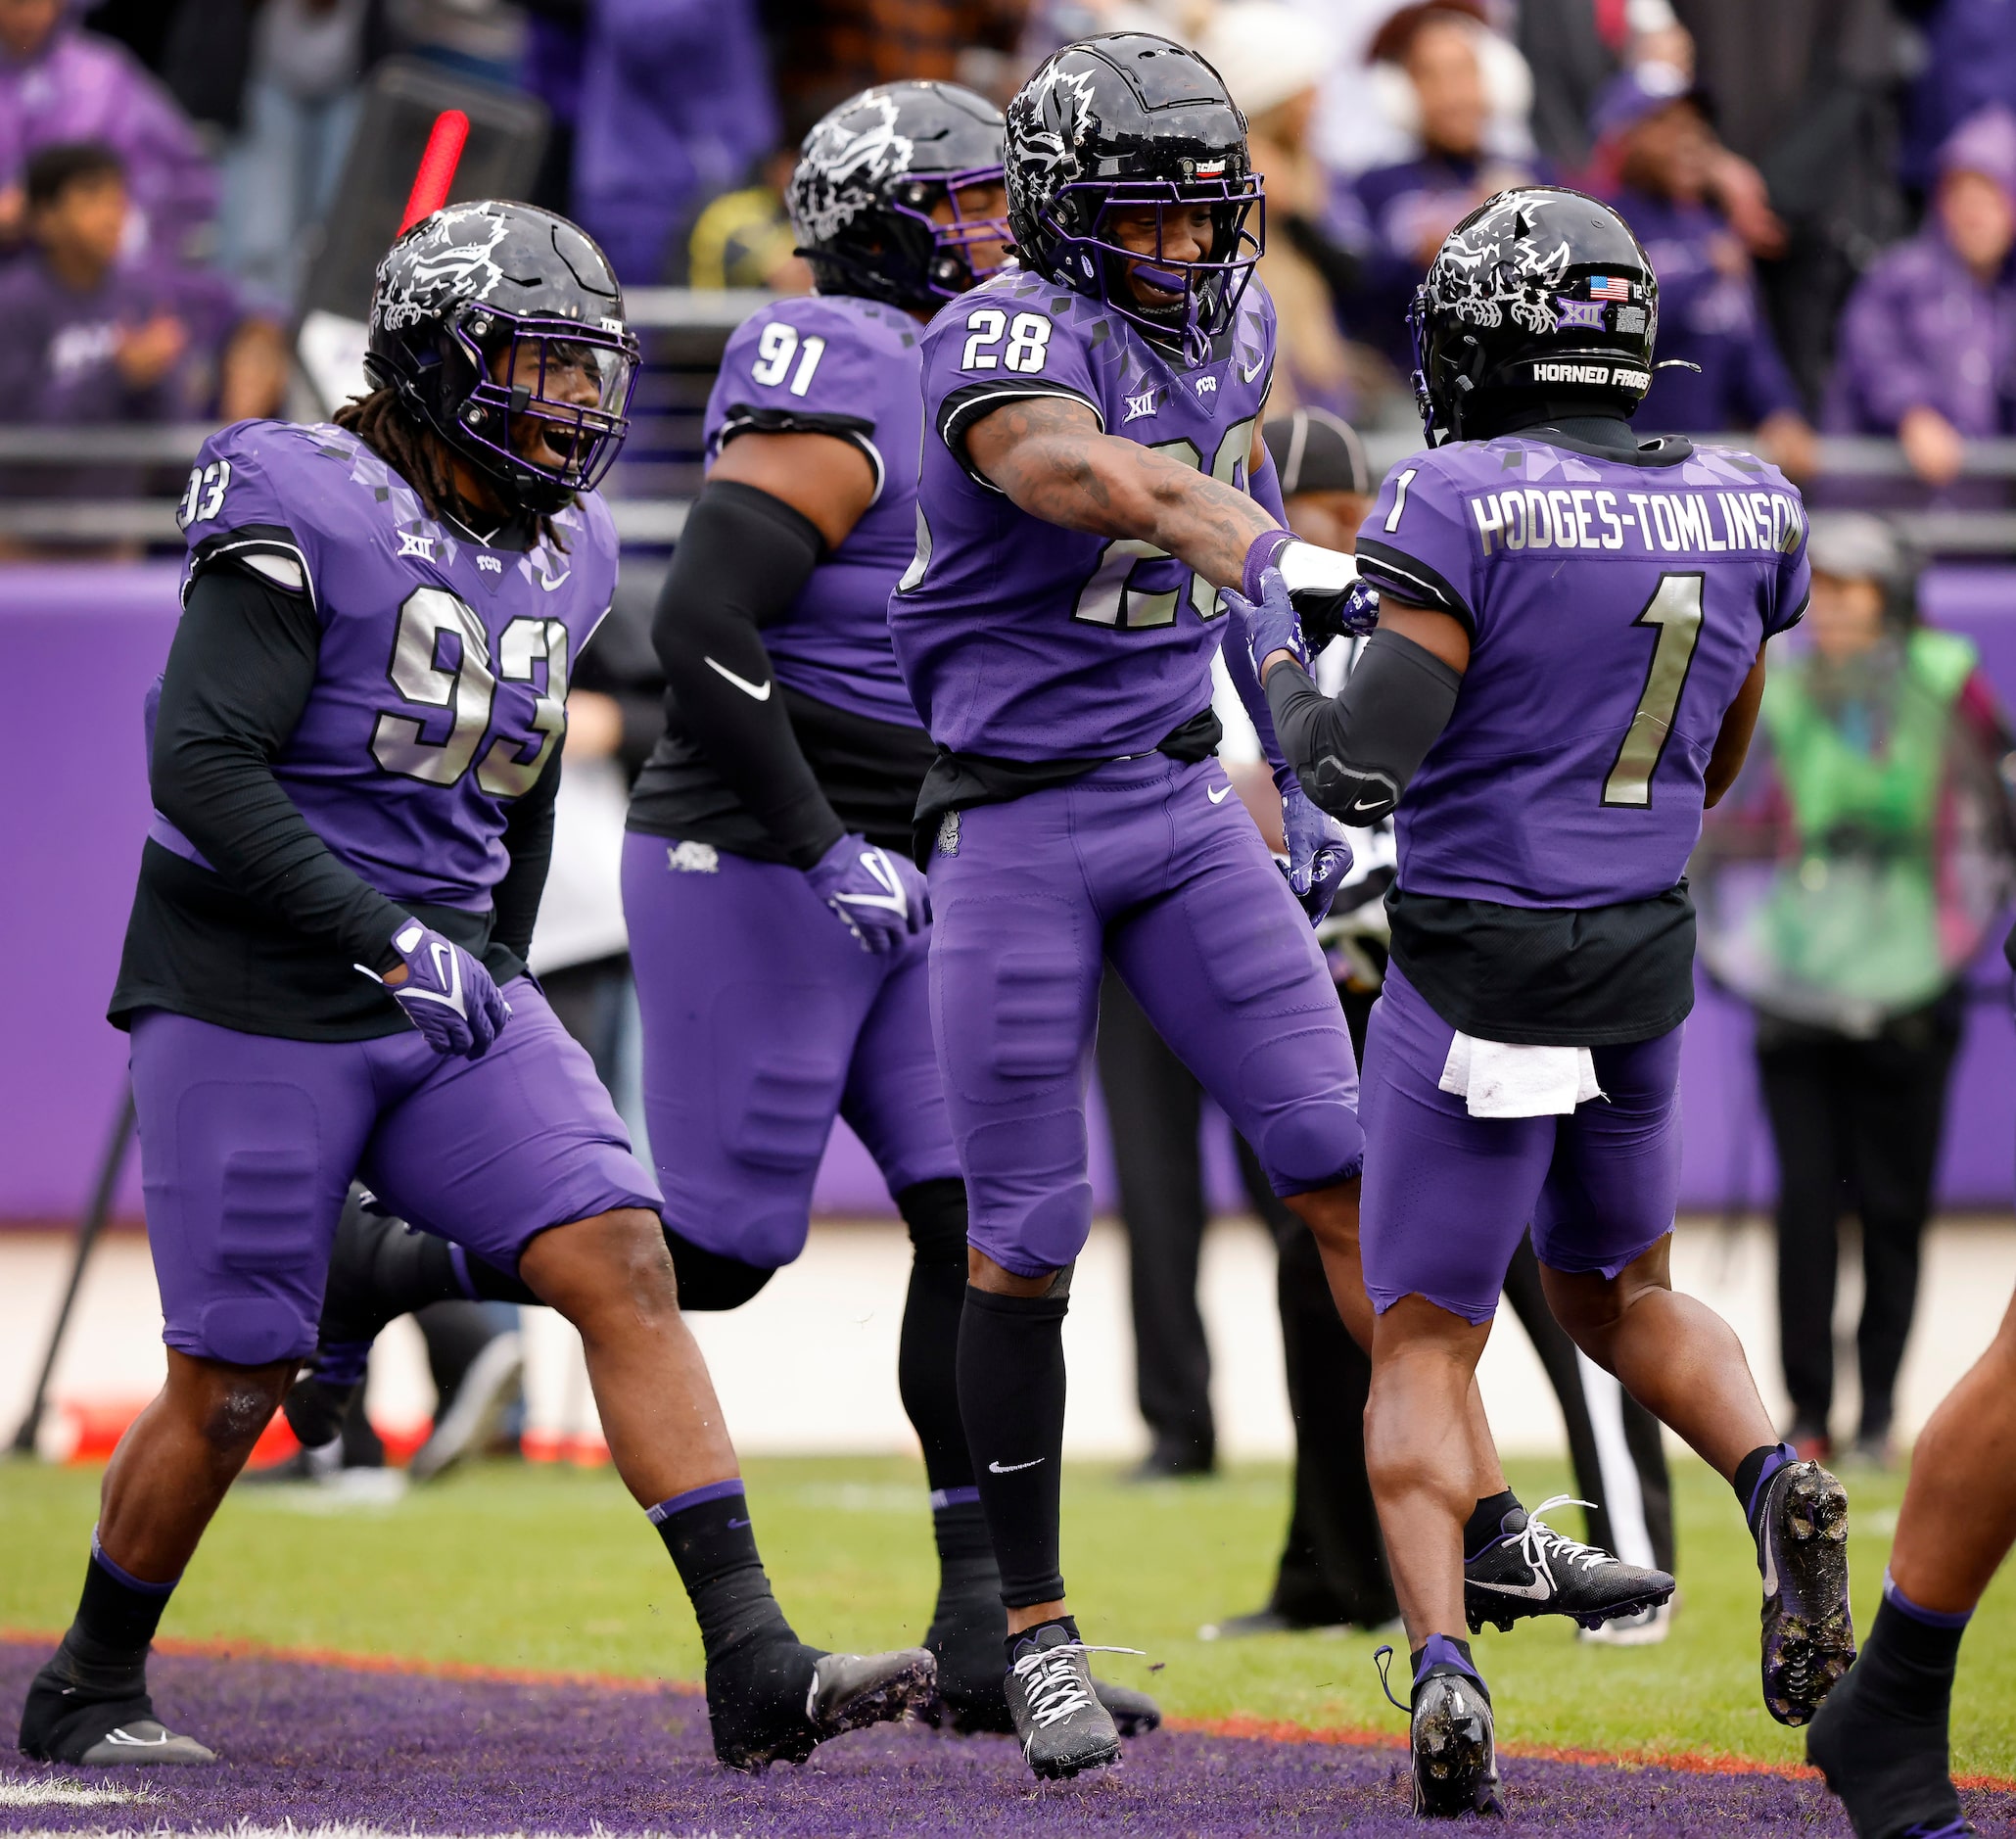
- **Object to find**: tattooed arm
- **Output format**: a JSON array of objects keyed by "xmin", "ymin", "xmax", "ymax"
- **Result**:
[{"xmin": 963, "ymin": 393, "xmax": 1277, "ymax": 589}]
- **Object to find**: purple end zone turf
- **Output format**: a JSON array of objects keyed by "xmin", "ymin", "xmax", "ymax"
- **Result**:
[{"xmin": 3, "ymin": 1641, "xmax": 2010, "ymax": 1835}]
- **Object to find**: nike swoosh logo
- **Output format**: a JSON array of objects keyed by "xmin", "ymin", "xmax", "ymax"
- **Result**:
[
  {"xmin": 1468, "ymin": 1578, "xmax": 1556, "ymax": 1600},
  {"xmin": 1240, "ymin": 354, "xmax": 1265, "ymax": 383},
  {"xmin": 988, "ymin": 1457, "xmax": 1044, "ymax": 1474},
  {"xmin": 706, "ymin": 657, "xmax": 773, "ymax": 700},
  {"xmin": 1208, "ymin": 784, "xmax": 1233, "ymax": 804},
  {"xmin": 105, "ymin": 1728, "xmax": 173, "ymax": 1747},
  {"xmin": 727, "ymin": 1517, "xmax": 751, "ymax": 1530},
  {"xmin": 539, "ymin": 570, "xmax": 571, "ymax": 592},
  {"xmin": 1350, "ymin": 797, "xmax": 1384, "ymax": 815}
]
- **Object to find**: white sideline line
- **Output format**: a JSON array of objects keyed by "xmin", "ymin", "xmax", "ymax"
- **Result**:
[
  {"xmin": 0, "ymin": 1773, "xmax": 148, "ymax": 1807},
  {"xmin": 0, "ymin": 1827, "xmax": 748, "ymax": 1838}
]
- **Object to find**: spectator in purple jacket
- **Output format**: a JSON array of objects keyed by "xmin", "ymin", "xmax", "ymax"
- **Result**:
[
  {"xmin": 1899, "ymin": 0, "xmax": 2016, "ymax": 202},
  {"xmin": 0, "ymin": 0, "xmax": 217, "ymax": 264},
  {"xmin": 1824, "ymin": 106, "xmax": 2016, "ymax": 489},
  {"xmin": 570, "ymin": 0, "xmax": 781, "ymax": 286},
  {"xmin": 1347, "ymin": 2, "xmax": 1546, "ymax": 367},
  {"xmin": 1593, "ymin": 64, "xmax": 1817, "ymax": 477},
  {"xmin": 0, "ymin": 142, "xmax": 284, "ymax": 544}
]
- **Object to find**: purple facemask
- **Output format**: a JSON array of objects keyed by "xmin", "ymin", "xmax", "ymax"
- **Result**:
[
  {"xmin": 891, "ymin": 163, "xmax": 1012, "ymax": 299},
  {"xmin": 1045, "ymin": 175, "xmax": 1265, "ymax": 365},
  {"xmin": 446, "ymin": 304, "xmax": 641, "ymax": 497}
]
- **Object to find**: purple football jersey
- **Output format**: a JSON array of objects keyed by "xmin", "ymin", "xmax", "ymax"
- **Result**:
[
  {"xmin": 890, "ymin": 269, "xmax": 1278, "ymax": 760},
  {"xmin": 1356, "ymin": 434, "xmax": 1808, "ymax": 908},
  {"xmin": 164, "ymin": 418, "xmax": 620, "ymax": 909},
  {"xmin": 705, "ymin": 293, "xmax": 924, "ymax": 727}
]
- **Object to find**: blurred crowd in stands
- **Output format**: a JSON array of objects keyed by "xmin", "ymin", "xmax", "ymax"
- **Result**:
[{"xmin": 0, "ymin": 0, "xmax": 2013, "ymax": 491}]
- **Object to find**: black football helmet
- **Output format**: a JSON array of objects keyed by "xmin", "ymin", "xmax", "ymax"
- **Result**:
[
  {"xmin": 364, "ymin": 200, "xmax": 640, "ymax": 515},
  {"xmin": 1409, "ymin": 186, "xmax": 1660, "ymax": 446},
  {"xmin": 788, "ymin": 81, "xmax": 1008, "ymax": 310},
  {"xmin": 1005, "ymin": 33, "xmax": 1263, "ymax": 364}
]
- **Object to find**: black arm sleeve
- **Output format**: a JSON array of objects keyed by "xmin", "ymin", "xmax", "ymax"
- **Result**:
[
  {"xmin": 1262, "ymin": 627, "xmax": 1464, "ymax": 825},
  {"xmin": 490, "ymin": 749, "xmax": 561, "ymax": 965},
  {"xmin": 151, "ymin": 565, "xmax": 411, "ymax": 967},
  {"xmin": 652, "ymin": 478, "xmax": 846, "ymax": 869}
]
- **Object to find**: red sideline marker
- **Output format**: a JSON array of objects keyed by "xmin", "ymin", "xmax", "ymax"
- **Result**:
[{"xmin": 399, "ymin": 108, "xmax": 471, "ymax": 234}]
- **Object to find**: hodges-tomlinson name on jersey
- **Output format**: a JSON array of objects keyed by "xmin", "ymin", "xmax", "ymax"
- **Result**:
[{"xmin": 1470, "ymin": 482, "xmax": 1805, "ymax": 558}]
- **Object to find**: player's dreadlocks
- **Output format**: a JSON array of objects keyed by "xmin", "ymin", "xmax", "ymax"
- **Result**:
[{"xmin": 333, "ymin": 388, "xmax": 570, "ymax": 550}]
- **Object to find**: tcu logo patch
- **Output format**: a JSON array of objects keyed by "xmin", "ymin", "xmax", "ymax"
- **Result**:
[
  {"xmin": 667, "ymin": 840, "xmax": 720, "ymax": 873},
  {"xmin": 1194, "ymin": 374, "xmax": 1218, "ymax": 397},
  {"xmin": 935, "ymin": 810, "xmax": 961, "ymax": 857},
  {"xmin": 477, "ymin": 554, "xmax": 502, "ymax": 574}
]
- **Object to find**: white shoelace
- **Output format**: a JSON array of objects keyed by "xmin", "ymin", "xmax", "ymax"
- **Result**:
[
  {"xmin": 1010, "ymin": 1642, "xmax": 1144, "ymax": 1731},
  {"xmin": 1505, "ymin": 1495, "xmax": 1618, "ymax": 1590}
]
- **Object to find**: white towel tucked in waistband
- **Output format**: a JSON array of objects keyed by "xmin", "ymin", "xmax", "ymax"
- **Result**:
[{"xmin": 1438, "ymin": 1033, "xmax": 1604, "ymax": 1118}]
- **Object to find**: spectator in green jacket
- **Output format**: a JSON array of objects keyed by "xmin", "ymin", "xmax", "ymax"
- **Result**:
[{"xmin": 1710, "ymin": 514, "xmax": 2016, "ymax": 1466}]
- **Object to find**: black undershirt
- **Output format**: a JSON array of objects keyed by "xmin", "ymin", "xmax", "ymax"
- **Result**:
[{"xmin": 109, "ymin": 564, "xmax": 554, "ymax": 1041}]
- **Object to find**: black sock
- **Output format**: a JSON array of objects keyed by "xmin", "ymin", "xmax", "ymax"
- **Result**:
[
  {"xmin": 664, "ymin": 1228, "xmax": 775, "ymax": 1311},
  {"xmin": 1734, "ymin": 1441, "xmax": 1795, "ymax": 1536},
  {"xmin": 650, "ymin": 1481, "xmax": 796, "ymax": 1660},
  {"xmin": 1007, "ymin": 1611, "xmax": 1081, "ymax": 1668},
  {"xmin": 1411, "ymin": 1633, "xmax": 1479, "ymax": 1686},
  {"xmin": 959, "ymin": 1282, "xmax": 1069, "ymax": 1611},
  {"xmin": 61, "ymin": 1535, "xmax": 178, "ymax": 1695},
  {"xmin": 1809, "ymin": 1582, "xmax": 1969, "ymax": 1833},
  {"xmin": 897, "ymin": 1179, "xmax": 975, "ymax": 1497},
  {"xmin": 1463, "ymin": 1490, "xmax": 1521, "ymax": 1559}
]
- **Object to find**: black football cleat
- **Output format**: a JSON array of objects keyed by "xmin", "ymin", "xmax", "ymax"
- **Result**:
[
  {"xmin": 1006, "ymin": 1626, "xmax": 1122, "ymax": 1780},
  {"xmin": 925, "ymin": 1577, "xmax": 1158, "ymax": 1736},
  {"xmin": 19, "ymin": 1649, "xmax": 215, "ymax": 1767},
  {"xmin": 1756, "ymin": 1459, "xmax": 1854, "ymax": 1725},
  {"xmin": 1463, "ymin": 1495, "xmax": 1674, "ymax": 1634},
  {"xmin": 1408, "ymin": 1640, "xmax": 1502, "ymax": 1818},
  {"xmin": 1807, "ymin": 1654, "xmax": 1973, "ymax": 1839},
  {"xmin": 707, "ymin": 1639, "xmax": 935, "ymax": 1771}
]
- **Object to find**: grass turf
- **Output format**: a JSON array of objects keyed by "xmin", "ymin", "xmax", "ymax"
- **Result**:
[{"xmin": 5, "ymin": 1451, "xmax": 2013, "ymax": 1779}]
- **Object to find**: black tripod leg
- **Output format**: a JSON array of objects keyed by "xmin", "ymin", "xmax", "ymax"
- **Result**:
[{"xmin": 9, "ymin": 1084, "xmax": 137, "ymax": 1457}]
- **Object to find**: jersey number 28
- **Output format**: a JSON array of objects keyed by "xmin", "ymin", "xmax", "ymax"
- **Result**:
[{"xmin": 1072, "ymin": 419, "xmax": 1256, "ymax": 629}]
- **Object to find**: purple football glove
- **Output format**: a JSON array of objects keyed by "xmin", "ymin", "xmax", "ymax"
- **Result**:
[
  {"xmin": 1233, "ymin": 564, "xmax": 1309, "ymax": 681},
  {"xmin": 360, "ymin": 918, "xmax": 511, "ymax": 1059},
  {"xmin": 1279, "ymin": 781, "xmax": 1354, "ymax": 926},
  {"xmin": 805, "ymin": 833, "xmax": 931, "ymax": 955}
]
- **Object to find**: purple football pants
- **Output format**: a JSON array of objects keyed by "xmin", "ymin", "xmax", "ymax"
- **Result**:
[
  {"xmin": 1359, "ymin": 962, "xmax": 1684, "ymax": 1325},
  {"xmin": 622, "ymin": 831, "xmax": 960, "ymax": 1269},
  {"xmin": 927, "ymin": 754, "xmax": 1363, "ymax": 1278},
  {"xmin": 130, "ymin": 981, "xmax": 662, "ymax": 1368}
]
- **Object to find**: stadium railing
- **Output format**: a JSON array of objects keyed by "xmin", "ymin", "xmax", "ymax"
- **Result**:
[{"xmin": 3, "ymin": 288, "xmax": 2015, "ymax": 553}]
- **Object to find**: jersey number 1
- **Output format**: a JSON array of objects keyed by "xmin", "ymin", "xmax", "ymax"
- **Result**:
[{"xmin": 1602, "ymin": 572, "xmax": 1705, "ymax": 808}]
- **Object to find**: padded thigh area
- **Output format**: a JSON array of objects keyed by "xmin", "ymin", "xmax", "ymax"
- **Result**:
[
  {"xmin": 131, "ymin": 1013, "xmax": 377, "ymax": 1367},
  {"xmin": 623, "ymin": 828, "xmax": 923, "ymax": 1269},
  {"xmin": 1103, "ymin": 765, "xmax": 1363, "ymax": 1198},
  {"xmin": 927, "ymin": 802, "xmax": 1104, "ymax": 1278}
]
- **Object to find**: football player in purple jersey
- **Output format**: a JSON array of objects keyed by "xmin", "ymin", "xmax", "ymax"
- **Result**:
[
  {"xmin": 1246, "ymin": 186, "xmax": 1853, "ymax": 1815},
  {"xmin": 276, "ymin": 82, "xmax": 1158, "ymax": 1743},
  {"xmin": 889, "ymin": 40, "xmax": 1655, "ymax": 1781},
  {"xmin": 16, "ymin": 202, "xmax": 934, "ymax": 1776}
]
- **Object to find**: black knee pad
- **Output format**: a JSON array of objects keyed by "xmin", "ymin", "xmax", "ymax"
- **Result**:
[
  {"xmin": 897, "ymin": 1178, "xmax": 968, "ymax": 1275},
  {"xmin": 666, "ymin": 1226, "xmax": 777, "ymax": 1311}
]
